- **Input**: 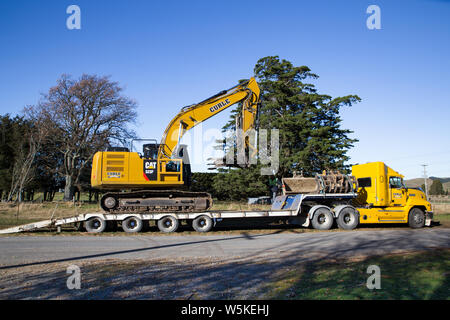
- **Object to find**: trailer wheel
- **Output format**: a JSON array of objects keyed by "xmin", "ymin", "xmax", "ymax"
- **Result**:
[
  {"xmin": 157, "ymin": 216, "xmax": 179, "ymax": 233},
  {"xmin": 408, "ymin": 208, "xmax": 425, "ymax": 228},
  {"xmin": 192, "ymin": 215, "xmax": 213, "ymax": 232},
  {"xmin": 122, "ymin": 216, "xmax": 143, "ymax": 233},
  {"xmin": 84, "ymin": 217, "xmax": 107, "ymax": 233},
  {"xmin": 311, "ymin": 208, "xmax": 334, "ymax": 230},
  {"xmin": 336, "ymin": 208, "xmax": 359, "ymax": 230}
]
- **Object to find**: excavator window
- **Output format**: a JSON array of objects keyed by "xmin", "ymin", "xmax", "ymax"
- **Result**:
[{"xmin": 143, "ymin": 143, "xmax": 159, "ymax": 159}]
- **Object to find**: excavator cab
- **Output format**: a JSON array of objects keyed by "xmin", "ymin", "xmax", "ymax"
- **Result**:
[
  {"xmin": 141, "ymin": 141, "xmax": 188, "ymax": 180},
  {"xmin": 140, "ymin": 140, "xmax": 184, "ymax": 179},
  {"xmin": 143, "ymin": 143, "xmax": 159, "ymax": 159},
  {"xmin": 137, "ymin": 140, "xmax": 181, "ymax": 174}
]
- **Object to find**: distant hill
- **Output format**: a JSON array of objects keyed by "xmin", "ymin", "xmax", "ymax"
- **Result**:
[
  {"xmin": 429, "ymin": 177, "xmax": 450, "ymax": 184},
  {"xmin": 404, "ymin": 178, "xmax": 433, "ymax": 189},
  {"xmin": 405, "ymin": 177, "xmax": 450, "ymax": 192}
]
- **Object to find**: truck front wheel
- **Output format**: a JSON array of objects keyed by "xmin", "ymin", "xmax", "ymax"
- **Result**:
[
  {"xmin": 408, "ymin": 208, "xmax": 425, "ymax": 228},
  {"xmin": 311, "ymin": 208, "xmax": 334, "ymax": 230}
]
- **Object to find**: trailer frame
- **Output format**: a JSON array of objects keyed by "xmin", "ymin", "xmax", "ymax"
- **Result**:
[{"xmin": 8, "ymin": 192, "xmax": 434, "ymax": 235}]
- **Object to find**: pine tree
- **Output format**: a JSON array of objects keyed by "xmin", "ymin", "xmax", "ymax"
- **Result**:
[
  {"xmin": 429, "ymin": 179, "xmax": 445, "ymax": 195},
  {"xmin": 212, "ymin": 56, "xmax": 361, "ymax": 200},
  {"xmin": 254, "ymin": 56, "xmax": 360, "ymax": 177}
]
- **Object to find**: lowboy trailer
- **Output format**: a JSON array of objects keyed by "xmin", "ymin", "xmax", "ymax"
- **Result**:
[{"xmin": 0, "ymin": 190, "xmax": 432, "ymax": 234}]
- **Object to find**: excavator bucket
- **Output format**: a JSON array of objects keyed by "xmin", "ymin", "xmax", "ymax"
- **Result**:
[
  {"xmin": 283, "ymin": 177, "xmax": 320, "ymax": 194},
  {"xmin": 282, "ymin": 172, "xmax": 358, "ymax": 194}
]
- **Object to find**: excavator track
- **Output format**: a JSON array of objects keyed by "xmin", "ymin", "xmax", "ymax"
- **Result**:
[{"xmin": 100, "ymin": 190, "xmax": 213, "ymax": 213}]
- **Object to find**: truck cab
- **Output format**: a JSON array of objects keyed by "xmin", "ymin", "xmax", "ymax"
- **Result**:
[{"xmin": 352, "ymin": 162, "xmax": 432, "ymax": 227}]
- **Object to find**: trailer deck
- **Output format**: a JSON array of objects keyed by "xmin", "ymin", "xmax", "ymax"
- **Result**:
[{"xmin": 0, "ymin": 192, "xmax": 365, "ymax": 234}]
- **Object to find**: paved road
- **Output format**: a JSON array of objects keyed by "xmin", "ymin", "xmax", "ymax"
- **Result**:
[{"xmin": 0, "ymin": 228, "xmax": 449, "ymax": 269}]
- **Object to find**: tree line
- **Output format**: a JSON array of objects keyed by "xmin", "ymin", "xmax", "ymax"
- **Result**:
[{"xmin": 422, "ymin": 180, "xmax": 449, "ymax": 196}]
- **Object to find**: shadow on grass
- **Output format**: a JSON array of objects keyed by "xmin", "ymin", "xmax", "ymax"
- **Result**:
[{"xmin": 268, "ymin": 249, "xmax": 450, "ymax": 300}]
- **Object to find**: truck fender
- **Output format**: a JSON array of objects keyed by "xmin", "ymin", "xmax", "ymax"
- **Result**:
[
  {"xmin": 333, "ymin": 205, "xmax": 357, "ymax": 219},
  {"xmin": 308, "ymin": 205, "xmax": 332, "ymax": 220}
]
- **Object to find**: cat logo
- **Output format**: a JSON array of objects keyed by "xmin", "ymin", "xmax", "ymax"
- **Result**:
[
  {"xmin": 145, "ymin": 161, "xmax": 156, "ymax": 169},
  {"xmin": 143, "ymin": 160, "xmax": 158, "ymax": 181}
]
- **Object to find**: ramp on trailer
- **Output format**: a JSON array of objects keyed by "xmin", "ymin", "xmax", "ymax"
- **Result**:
[
  {"xmin": 0, "ymin": 215, "xmax": 90, "ymax": 234},
  {"xmin": 0, "ymin": 219, "xmax": 55, "ymax": 234}
]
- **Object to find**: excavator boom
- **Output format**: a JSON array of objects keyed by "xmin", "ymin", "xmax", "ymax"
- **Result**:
[{"xmin": 159, "ymin": 77, "xmax": 260, "ymax": 158}]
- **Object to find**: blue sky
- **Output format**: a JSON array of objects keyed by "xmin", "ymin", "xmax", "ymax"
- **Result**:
[{"xmin": 0, "ymin": 0, "xmax": 449, "ymax": 179}]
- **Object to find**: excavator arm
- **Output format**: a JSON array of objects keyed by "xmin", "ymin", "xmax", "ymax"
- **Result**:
[{"xmin": 159, "ymin": 77, "xmax": 260, "ymax": 160}]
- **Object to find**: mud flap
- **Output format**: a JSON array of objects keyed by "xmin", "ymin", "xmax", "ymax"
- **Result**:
[{"xmin": 425, "ymin": 211, "xmax": 433, "ymax": 226}]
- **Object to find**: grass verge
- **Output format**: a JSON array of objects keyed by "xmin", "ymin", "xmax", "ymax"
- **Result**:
[{"xmin": 265, "ymin": 249, "xmax": 450, "ymax": 300}]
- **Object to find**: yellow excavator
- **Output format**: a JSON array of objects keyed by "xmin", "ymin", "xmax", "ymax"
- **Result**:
[{"xmin": 91, "ymin": 77, "xmax": 260, "ymax": 213}]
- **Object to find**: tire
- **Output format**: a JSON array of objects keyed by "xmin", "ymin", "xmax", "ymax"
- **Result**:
[
  {"xmin": 311, "ymin": 208, "xmax": 334, "ymax": 230},
  {"xmin": 408, "ymin": 208, "xmax": 425, "ymax": 228},
  {"xmin": 192, "ymin": 215, "xmax": 213, "ymax": 233},
  {"xmin": 122, "ymin": 216, "xmax": 143, "ymax": 233},
  {"xmin": 336, "ymin": 207, "xmax": 359, "ymax": 230},
  {"xmin": 157, "ymin": 216, "xmax": 179, "ymax": 233},
  {"xmin": 84, "ymin": 217, "xmax": 107, "ymax": 233}
]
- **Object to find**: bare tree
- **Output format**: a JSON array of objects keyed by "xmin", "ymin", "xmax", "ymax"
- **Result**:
[
  {"xmin": 25, "ymin": 74, "xmax": 137, "ymax": 201},
  {"xmin": 7, "ymin": 123, "xmax": 48, "ymax": 202}
]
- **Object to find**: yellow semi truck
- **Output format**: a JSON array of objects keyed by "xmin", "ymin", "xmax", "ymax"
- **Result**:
[
  {"xmin": 353, "ymin": 162, "xmax": 432, "ymax": 227},
  {"xmin": 282, "ymin": 161, "xmax": 433, "ymax": 230}
]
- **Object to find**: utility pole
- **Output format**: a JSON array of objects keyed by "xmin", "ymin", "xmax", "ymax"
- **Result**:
[{"xmin": 421, "ymin": 164, "xmax": 429, "ymax": 200}]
